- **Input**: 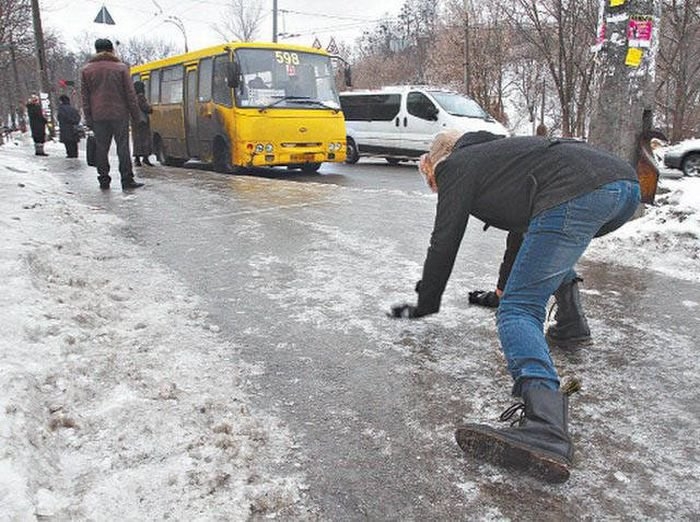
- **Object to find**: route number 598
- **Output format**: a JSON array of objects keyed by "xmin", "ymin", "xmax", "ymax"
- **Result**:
[{"xmin": 275, "ymin": 51, "xmax": 300, "ymax": 65}]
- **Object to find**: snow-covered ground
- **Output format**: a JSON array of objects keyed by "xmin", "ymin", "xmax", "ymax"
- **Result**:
[
  {"xmin": 1, "ymin": 132, "xmax": 698, "ymax": 518},
  {"xmin": 1, "ymin": 135, "xmax": 311, "ymax": 519}
]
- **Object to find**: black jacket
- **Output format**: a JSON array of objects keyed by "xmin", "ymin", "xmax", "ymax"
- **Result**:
[
  {"xmin": 416, "ymin": 134, "xmax": 638, "ymax": 316},
  {"xmin": 58, "ymin": 103, "xmax": 81, "ymax": 143}
]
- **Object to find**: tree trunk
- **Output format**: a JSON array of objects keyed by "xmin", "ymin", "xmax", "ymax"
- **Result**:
[{"xmin": 588, "ymin": 0, "xmax": 662, "ymax": 165}]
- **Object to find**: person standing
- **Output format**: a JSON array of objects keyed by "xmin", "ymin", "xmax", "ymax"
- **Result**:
[
  {"xmin": 80, "ymin": 38, "xmax": 144, "ymax": 190},
  {"xmin": 26, "ymin": 94, "xmax": 48, "ymax": 156},
  {"xmin": 57, "ymin": 95, "xmax": 81, "ymax": 158},
  {"xmin": 389, "ymin": 130, "xmax": 640, "ymax": 482},
  {"xmin": 131, "ymin": 80, "xmax": 154, "ymax": 167}
]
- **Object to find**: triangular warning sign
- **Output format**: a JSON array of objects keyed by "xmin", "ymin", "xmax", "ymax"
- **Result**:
[
  {"xmin": 326, "ymin": 37, "xmax": 339, "ymax": 55},
  {"xmin": 94, "ymin": 6, "xmax": 115, "ymax": 25},
  {"xmin": 312, "ymin": 37, "xmax": 322, "ymax": 49}
]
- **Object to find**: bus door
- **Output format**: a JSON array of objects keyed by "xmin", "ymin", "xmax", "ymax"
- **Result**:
[{"xmin": 184, "ymin": 67, "xmax": 199, "ymax": 158}]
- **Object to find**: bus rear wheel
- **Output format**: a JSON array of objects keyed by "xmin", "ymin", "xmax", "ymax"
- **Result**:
[{"xmin": 154, "ymin": 136, "xmax": 181, "ymax": 167}]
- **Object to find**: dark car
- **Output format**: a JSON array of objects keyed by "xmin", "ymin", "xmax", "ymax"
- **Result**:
[{"xmin": 663, "ymin": 138, "xmax": 700, "ymax": 176}]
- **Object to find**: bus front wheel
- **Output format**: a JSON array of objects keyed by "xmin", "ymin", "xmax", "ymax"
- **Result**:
[
  {"xmin": 213, "ymin": 138, "xmax": 235, "ymax": 173},
  {"xmin": 301, "ymin": 163, "xmax": 321, "ymax": 173},
  {"xmin": 345, "ymin": 137, "xmax": 359, "ymax": 164}
]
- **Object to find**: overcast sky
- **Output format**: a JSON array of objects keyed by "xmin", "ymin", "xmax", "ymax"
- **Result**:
[{"xmin": 41, "ymin": 0, "xmax": 406, "ymax": 53}]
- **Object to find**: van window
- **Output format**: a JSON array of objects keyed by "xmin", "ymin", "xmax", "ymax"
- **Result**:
[
  {"xmin": 429, "ymin": 90, "xmax": 489, "ymax": 119},
  {"xmin": 407, "ymin": 91, "xmax": 437, "ymax": 120},
  {"xmin": 340, "ymin": 94, "xmax": 400, "ymax": 121}
]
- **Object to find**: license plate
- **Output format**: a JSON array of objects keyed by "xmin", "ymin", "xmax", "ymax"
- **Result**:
[{"xmin": 291, "ymin": 153, "xmax": 317, "ymax": 161}]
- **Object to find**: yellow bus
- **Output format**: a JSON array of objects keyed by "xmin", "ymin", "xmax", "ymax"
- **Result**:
[{"xmin": 130, "ymin": 42, "xmax": 348, "ymax": 173}]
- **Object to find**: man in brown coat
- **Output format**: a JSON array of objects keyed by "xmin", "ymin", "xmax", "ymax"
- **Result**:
[{"xmin": 81, "ymin": 38, "xmax": 144, "ymax": 190}]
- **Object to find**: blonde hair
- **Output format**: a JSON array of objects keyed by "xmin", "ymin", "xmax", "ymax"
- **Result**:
[{"xmin": 428, "ymin": 130, "xmax": 462, "ymax": 170}]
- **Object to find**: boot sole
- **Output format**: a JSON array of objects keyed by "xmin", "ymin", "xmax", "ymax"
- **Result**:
[
  {"xmin": 545, "ymin": 334, "xmax": 592, "ymax": 348},
  {"xmin": 455, "ymin": 426, "xmax": 570, "ymax": 483}
]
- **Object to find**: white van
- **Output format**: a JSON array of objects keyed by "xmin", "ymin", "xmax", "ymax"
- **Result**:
[{"xmin": 339, "ymin": 85, "xmax": 509, "ymax": 164}]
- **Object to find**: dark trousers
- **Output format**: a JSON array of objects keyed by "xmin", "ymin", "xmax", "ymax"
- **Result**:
[
  {"xmin": 64, "ymin": 141, "xmax": 78, "ymax": 158},
  {"xmin": 92, "ymin": 119, "xmax": 134, "ymax": 185}
]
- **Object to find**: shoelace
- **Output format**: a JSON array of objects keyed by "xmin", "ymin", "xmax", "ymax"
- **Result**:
[
  {"xmin": 499, "ymin": 402, "xmax": 525, "ymax": 427},
  {"xmin": 497, "ymin": 377, "xmax": 583, "ymax": 427}
]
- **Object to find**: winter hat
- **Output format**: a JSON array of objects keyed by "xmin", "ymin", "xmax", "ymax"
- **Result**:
[{"xmin": 95, "ymin": 38, "xmax": 114, "ymax": 53}]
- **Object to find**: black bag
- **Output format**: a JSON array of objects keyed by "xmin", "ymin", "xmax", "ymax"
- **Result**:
[{"xmin": 86, "ymin": 134, "xmax": 96, "ymax": 166}]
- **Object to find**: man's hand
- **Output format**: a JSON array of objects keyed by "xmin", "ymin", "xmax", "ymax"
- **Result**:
[
  {"xmin": 388, "ymin": 303, "xmax": 421, "ymax": 319},
  {"xmin": 468, "ymin": 290, "xmax": 500, "ymax": 308}
]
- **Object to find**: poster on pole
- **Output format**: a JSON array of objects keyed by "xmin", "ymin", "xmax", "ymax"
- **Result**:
[{"xmin": 627, "ymin": 16, "xmax": 653, "ymax": 48}]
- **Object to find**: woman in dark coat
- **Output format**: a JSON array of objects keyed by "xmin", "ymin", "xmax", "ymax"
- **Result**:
[
  {"xmin": 57, "ymin": 95, "xmax": 82, "ymax": 158},
  {"xmin": 131, "ymin": 81, "xmax": 153, "ymax": 166},
  {"xmin": 26, "ymin": 94, "xmax": 48, "ymax": 156}
]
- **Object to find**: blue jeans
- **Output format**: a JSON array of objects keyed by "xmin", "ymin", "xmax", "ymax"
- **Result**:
[{"xmin": 497, "ymin": 180, "xmax": 641, "ymax": 396}]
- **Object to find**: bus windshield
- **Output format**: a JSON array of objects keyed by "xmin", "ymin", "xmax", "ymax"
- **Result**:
[
  {"xmin": 429, "ymin": 91, "xmax": 491, "ymax": 119},
  {"xmin": 234, "ymin": 48, "xmax": 340, "ymax": 110}
]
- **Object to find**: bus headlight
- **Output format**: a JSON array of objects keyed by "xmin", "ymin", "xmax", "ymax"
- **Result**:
[
  {"xmin": 254, "ymin": 144, "xmax": 264, "ymax": 153},
  {"xmin": 336, "ymin": 142, "xmax": 343, "ymax": 151},
  {"xmin": 265, "ymin": 143, "xmax": 274, "ymax": 153}
]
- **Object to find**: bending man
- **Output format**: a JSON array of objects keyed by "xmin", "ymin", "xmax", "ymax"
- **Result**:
[{"xmin": 390, "ymin": 130, "xmax": 640, "ymax": 482}]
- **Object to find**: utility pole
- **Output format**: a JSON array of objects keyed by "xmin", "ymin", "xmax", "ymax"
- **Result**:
[
  {"xmin": 588, "ymin": 0, "xmax": 661, "ymax": 163},
  {"xmin": 588, "ymin": 0, "xmax": 662, "ymax": 205},
  {"xmin": 463, "ymin": 0, "xmax": 470, "ymax": 94},
  {"xmin": 272, "ymin": 0, "xmax": 278, "ymax": 43},
  {"xmin": 30, "ymin": 0, "xmax": 53, "ymax": 129}
]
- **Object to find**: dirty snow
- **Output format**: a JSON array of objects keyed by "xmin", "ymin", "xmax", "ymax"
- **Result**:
[
  {"xmin": 1, "ymin": 132, "xmax": 699, "ymax": 518},
  {"xmin": 0, "ymin": 135, "xmax": 310, "ymax": 519}
]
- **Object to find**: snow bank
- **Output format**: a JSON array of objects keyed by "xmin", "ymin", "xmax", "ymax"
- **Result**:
[
  {"xmin": 585, "ymin": 177, "xmax": 700, "ymax": 282},
  {"xmin": 0, "ymin": 143, "xmax": 310, "ymax": 519}
]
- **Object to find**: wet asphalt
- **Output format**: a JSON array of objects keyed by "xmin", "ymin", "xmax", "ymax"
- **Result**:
[{"xmin": 54, "ymin": 155, "xmax": 699, "ymax": 520}]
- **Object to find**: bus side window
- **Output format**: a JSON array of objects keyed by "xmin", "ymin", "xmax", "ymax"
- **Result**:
[
  {"xmin": 161, "ymin": 66, "xmax": 184, "ymax": 103},
  {"xmin": 150, "ymin": 70, "xmax": 161, "ymax": 104},
  {"xmin": 198, "ymin": 58, "xmax": 213, "ymax": 102},
  {"xmin": 213, "ymin": 55, "xmax": 232, "ymax": 107}
]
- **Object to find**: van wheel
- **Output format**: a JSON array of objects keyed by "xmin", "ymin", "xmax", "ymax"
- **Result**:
[
  {"xmin": 345, "ymin": 137, "xmax": 359, "ymax": 164},
  {"xmin": 385, "ymin": 157, "xmax": 401, "ymax": 166}
]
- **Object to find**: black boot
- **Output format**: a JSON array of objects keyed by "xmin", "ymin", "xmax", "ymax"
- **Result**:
[
  {"xmin": 134, "ymin": 157, "xmax": 142, "ymax": 166},
  {"xmin": 546, "ymin": 277, "xmax": 591, "ymax": 346},
  {"xmin": 142, "ymin": 156, "xmax": 154, "ymax": 166},
  {"xmin": 122, "ymin": 178, "xmax": 144, "ymax": 190},
  {"xmin": 455, "ymin": 387, "xmax": 573, "ymax": 483},
  {"xmin": 98, "ymin": 175, "xmax": 111, "ymax": 190}
]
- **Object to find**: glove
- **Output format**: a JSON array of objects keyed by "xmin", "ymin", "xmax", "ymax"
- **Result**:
[
  {"xmin": 388, "ymin": 303, "xmax": 421, "ymax": 319},
  {"xmin": 468, "ymin": 290, "xmax": 500, "ymax": 308}
]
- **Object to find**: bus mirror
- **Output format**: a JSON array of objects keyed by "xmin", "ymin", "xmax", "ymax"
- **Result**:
[
  {"xmin": 227, "ymin": 62, "xmax": 240, "ymax": 89},
  {"xmin": 344, "ymin": 66, "xmax": 352, "ymax": 87}
]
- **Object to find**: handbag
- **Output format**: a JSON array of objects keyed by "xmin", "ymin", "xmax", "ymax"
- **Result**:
[{"xmin": 86, "ymin": 134, "xmax": 96, "ymax": 166}]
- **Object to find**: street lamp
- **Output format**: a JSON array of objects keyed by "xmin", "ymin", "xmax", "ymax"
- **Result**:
[
  {"xmin": 152, "ymin": 1, "xmax": 188, "ymax": 52},
  {"xmin": 164, "ymin": 15, "xmax": 188, "ymax": 52}
]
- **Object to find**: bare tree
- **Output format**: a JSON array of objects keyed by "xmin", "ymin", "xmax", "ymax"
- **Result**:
[
  {"xmin": 0, "ymin": 0, "xmax": 34, "ymax": 126},
  {"xmin": 425, "ymin": 1, "xmax": 512, "ymax": 124},
  {"xmin": 212, "ymin": 0, "xmax": 265, "ymax": 42},
  {"xmin": 503, "ymin": 0, "xmax": 598, "ymax": 137},
  {"xmin": 118, "ymin": 37, "xmax": 178, "ymax": 67},
  {"xmin": 656, "ymin": 0, "xmax": 700, "ymax": 141}
]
